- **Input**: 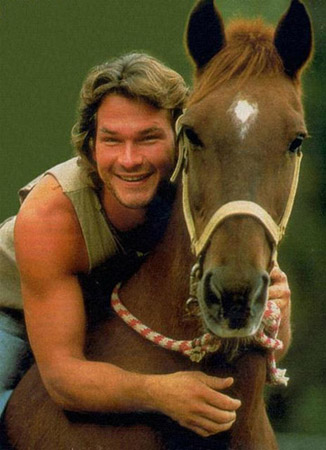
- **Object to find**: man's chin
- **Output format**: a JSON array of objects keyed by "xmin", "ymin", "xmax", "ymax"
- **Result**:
[
  {"xmin": 114, "ymin": 193, "xmax": 154, "ymax": 210},
  {"xmin": 106, "ymin": 179, "xmax": 162, "ymax": 210}
]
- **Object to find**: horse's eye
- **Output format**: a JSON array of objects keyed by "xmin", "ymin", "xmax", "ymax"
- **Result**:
[
  {"xmin": 184, "ymin": 127, "xmax": 203, "ymax": 148},
  {"xmin": 289, "ymin": 135, "xmax": 305, "ymax": 153}
]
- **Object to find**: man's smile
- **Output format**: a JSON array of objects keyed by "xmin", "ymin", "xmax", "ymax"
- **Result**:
[{"xmin": 115, "ymin": 173, "xmax": 153, "ymax": 183}]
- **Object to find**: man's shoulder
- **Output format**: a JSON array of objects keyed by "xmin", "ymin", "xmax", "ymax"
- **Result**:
[
  {"xmin": 16, "ymin": 174, "xmax": 89, "ymax": 272},
  {"xmin": 18, "ymin": 174, "xmax": 72, "ymax": 221}
]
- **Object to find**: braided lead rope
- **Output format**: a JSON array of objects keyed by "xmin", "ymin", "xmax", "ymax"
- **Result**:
[
  {"xmin": 254, "ymin": 300, "xmax": 289, "ymax": 386},
  {"xmin": 111, "ymin": 284, "xmax": 288, "ymax": 385},
  {"xmin": 111, "ymin": 284, "xmax": 221, "ymax": 363}
]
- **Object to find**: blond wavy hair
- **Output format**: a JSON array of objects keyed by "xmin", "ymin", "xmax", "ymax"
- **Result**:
[{"xmin": 71, "ymin": 53, "xmax": 189, "ymax": 184}]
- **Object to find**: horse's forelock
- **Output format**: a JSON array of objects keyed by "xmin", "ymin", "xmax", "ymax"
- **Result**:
[{"xmin": 188, "ymin": 19, "xmax": 285, "ymax": 107}]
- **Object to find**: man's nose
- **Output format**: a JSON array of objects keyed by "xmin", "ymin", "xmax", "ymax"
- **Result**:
[{"xmin": 118, "ymin": 142, "xmax": 144, "ymax": 169}]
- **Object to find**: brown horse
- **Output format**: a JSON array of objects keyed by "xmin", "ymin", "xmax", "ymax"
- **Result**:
[{"xmin": 4, "ymin": 1, "xmax": 313, "ymax": 449}]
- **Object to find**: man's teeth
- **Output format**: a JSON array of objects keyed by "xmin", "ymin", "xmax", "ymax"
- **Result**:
[{"xmin": 119, "ymin": 175, "xmax": 149, "ymax": 182}]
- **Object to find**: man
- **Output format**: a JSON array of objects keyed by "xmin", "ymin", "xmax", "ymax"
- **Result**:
[{"xmin": 0, "ymin": 52, "xmax": 291, "ymax": 439}]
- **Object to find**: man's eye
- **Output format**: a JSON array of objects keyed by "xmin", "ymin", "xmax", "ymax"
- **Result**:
[
  {"xmin": 141, "ymin": 135, "xmax": 159, "ymax": 143},
  {"xmin": 103, "ymin": 137, "xmax": 120, "ymax": 144}
]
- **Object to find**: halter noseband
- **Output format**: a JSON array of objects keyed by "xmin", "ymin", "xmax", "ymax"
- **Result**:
[{"xmin": 171, "ymin": 113, "xmax": 303, "ymax": 261}]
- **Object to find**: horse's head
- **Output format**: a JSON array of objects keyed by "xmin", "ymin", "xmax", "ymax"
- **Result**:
[{"xmin": 178, "ymin": 0, "xmax": 313, "ymax": 338}]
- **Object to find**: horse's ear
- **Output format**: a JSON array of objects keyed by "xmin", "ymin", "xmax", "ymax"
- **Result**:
[
  {"xmin": 274, "ymin": 0, "xmax": 313, "ymax": 78},
  {"xmin": 186, "ymin": 0, "xmax": 225, "ymax": 70}
]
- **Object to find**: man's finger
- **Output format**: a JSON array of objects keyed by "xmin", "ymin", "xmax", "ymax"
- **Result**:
[
  {"xmin": 190, "ymin": 417, "xmax": 235, "ymax": 437},
  {"xmin": 204, "ymin": 375, "xmax": 234, "ymax": 391},
  {"xmin": 270, "ymin": 266, "xmax": 287, "ymax": 283}
]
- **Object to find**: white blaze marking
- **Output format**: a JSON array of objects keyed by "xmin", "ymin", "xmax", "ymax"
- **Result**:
[{"xmin": 229, "ymin": 99, "xmax": 259, "ymax": 140}]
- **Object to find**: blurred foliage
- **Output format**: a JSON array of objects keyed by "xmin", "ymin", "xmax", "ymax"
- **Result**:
[{"xmin": 0, "ymin": 0, "xmax": 325, "ymax": 439}]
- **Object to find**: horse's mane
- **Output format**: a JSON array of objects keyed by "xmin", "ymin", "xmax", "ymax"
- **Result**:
[{"xmin": 188, "ymin": 19, "xmax": 286, "ymax": 106}]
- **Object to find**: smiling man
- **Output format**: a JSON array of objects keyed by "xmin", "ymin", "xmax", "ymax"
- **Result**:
[
  {"xmin": 0, "ymin": 52, "xmax": 291, "ymax": 440},
  {"xmin": 94, "ymin": 94, "xmax": 175, "ymax": 229}
]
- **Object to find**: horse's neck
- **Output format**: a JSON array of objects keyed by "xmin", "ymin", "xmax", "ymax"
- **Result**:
[{"xmin": 120, "ymin": 183, "xmax": 200, "ymax": 339}]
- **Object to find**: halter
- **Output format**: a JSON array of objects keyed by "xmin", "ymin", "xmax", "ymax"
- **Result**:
[{"xmin": 170, "ymin": 113, "xmax": 303, "ymax": 261}]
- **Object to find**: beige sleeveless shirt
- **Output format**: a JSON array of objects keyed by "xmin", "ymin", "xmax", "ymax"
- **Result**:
[{"xmin": 0, "ymin": 157, "xmax": 119, "ymax": 310}]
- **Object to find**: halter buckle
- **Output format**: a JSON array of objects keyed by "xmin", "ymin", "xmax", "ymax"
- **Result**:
[{"xmin": 186, "ymin": 257, "xmax": 203, "ymax": 315}]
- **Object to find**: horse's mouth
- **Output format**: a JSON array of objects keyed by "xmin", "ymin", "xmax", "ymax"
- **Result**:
[{"xmin": 201, "ymin": 307, "xmax": 262, "ymax": 338}]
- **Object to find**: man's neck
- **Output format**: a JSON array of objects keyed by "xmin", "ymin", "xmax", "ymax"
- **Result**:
[{"xmin": 100, "ymin": 189, "xmax": 147, "ymax": 232}]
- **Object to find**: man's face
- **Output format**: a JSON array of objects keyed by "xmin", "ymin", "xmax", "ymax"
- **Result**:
[{"xmin": 93, "ymin": 94, "xmax": 175, "ymax": 210}]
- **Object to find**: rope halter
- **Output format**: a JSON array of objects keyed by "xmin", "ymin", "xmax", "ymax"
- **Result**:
[{"xmin": 170, "ymin": 113, "xmax": 303, "ymax": 261}]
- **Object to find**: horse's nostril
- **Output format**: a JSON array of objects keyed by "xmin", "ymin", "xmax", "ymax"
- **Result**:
[
  {"xmin": 207, "ymin": 287, "xmax": 219, "ymax": 305},
  {"xmin": 204, "ymin": 273, "xmax": 221, "ymax": 306}
]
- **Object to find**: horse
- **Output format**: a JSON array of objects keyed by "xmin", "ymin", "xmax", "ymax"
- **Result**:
[{"xmin": 4, "ymin": 1, "xmax": 313, "ymax": 449}]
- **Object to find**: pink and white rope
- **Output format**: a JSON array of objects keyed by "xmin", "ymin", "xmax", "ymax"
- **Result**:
[
  {"xmin": 111, "ymin": 283, "xmax": 288, "ymax": 386},
  {"xmin": 253, "ymin": 300, "xmax": 289, "ymax": 386}
]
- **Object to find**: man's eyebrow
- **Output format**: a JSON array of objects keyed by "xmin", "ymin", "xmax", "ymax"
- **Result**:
[
  {"xmin": 98, "ymin": 126, "xmax": 166, "ymax": 136},
  {"xmin": 98, "ymin": 127, "xmax": 118, "ymax": 135},
  {"xmin": 138, "ymin": 127, "xmax": 166, "ymax": 136}
]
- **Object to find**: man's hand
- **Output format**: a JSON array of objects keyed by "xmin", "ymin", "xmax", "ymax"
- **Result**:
[
  {"xmin": 268, "ymin": 265, "xmax": 291, "ymax": 312},
  {"xmin": 147, "ymin": 371, "xmax": 241, "ymax": 437},
  {"xmin": 268, "ymin": 264, "xmax": 292, "ymax": 360}
]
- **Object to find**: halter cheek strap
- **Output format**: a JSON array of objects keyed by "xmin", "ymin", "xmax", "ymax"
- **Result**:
[{"xmin": 171, "ymin": 114, "xmax": 303, "ymax": 260}]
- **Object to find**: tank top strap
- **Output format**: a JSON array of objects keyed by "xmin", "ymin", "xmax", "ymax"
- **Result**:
[
  {"xmin": 46, "ymin": 157, "xmax": 91, "ymax": 192},
  {"xmin": 64, "ymin": 187, "xmax": 120, "ymax": 271},
  {"xmin": 18, "ymin": 157, "xmax": 87, "ymax": 202}
]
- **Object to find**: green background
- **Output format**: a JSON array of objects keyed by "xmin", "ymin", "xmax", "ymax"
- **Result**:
[{"xmin": 1, "ymin": 1, "xmax": 325, "ymax": 446}]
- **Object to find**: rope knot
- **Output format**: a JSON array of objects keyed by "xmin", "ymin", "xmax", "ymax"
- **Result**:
[
  {"xmin": 186, "ymin": 334, "xmax": 222, "ymax": 362},
  {"xmin": 254, "ymin": 300, "xmax": 289, "ymax": 386}
]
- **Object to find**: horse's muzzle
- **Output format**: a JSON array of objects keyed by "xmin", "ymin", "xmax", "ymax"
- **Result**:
[{"xmin": 198, "ymin": 266, "xmax": 270, "ymax": 338}]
